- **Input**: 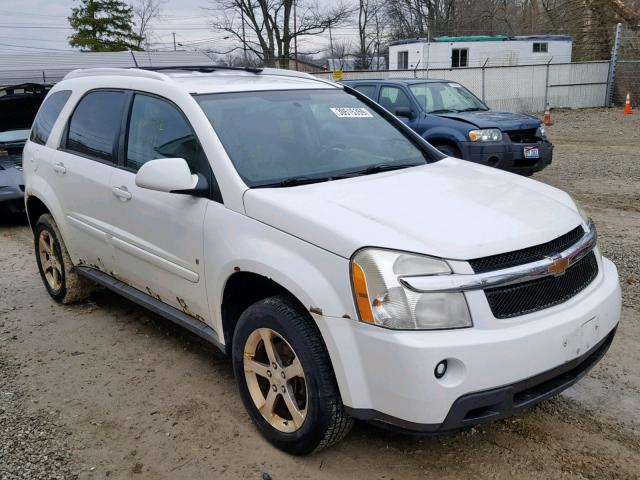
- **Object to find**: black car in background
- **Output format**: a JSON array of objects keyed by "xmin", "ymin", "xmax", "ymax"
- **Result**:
[
  {"xmin": 341, "ymin": 79, "xmax": 553, "ymax": 175},
  {"xmin": 0, "ymin": 83, "xmax": 50, "ymax": 213}
]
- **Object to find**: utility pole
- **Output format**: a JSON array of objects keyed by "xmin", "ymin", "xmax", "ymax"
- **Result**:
[
  {"xmin": 328, "ymin": 20, "xmax": 334, "ymax": 59},
  {"xmin": 172, "ymin": 32, "xmax": 176, "ymax": 51},
  {"xmin": 241, "ymin": 8, "xmax": 247, "ymax": 64},
  {"xmin": 293, "ymin": 0, "xmax": 298, "ymax": 71}
]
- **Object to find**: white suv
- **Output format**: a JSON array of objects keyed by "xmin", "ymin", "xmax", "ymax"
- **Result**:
[{"xmin": 23, "ymin": 66, "xmax": 621, "ymax": 454}]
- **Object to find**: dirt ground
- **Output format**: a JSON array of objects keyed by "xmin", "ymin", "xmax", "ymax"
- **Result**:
[{"xmin": 1, "ymin": 108, "xmax": 639, "ymax": 480}]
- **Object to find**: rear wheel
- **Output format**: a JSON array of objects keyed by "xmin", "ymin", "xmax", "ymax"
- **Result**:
[
  {"xmin": 435, "ymin": 143, "xmax": 462, "ymax": 159},
  {"xmin": 34, "ymin": 214, "xmax": 93, "ymax": 303},
  {"xmin": 232, "ymin": 295, "xmax": 353, "ymax": 455}
]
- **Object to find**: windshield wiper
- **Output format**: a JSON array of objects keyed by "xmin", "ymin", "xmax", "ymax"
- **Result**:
[
  {"xmin": 346, "ymin": 162, "xmax": 423, "ymax": 177},
  {"xmin": 429, "ymin": 109, "xmax": 459, "ymax": 114},
  {"xmin": 254, "ymin": 176, "xmax": 331, "ymax": 188}
]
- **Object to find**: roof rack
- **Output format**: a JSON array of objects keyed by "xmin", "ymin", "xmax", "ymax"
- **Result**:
[
  {"xmin": 64, "ymin": 68, "xmax": 169, "ymax": 82},
  {"xmin": 138, "ymin": 65, "xmax": 264, "ymax": 74}
]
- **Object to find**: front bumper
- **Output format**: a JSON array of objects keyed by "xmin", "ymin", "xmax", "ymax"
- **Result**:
[
  {"xmin": 316, "ymin": 257, "xmax": 621, "ymax": 432},
  {"xmin": 459, "ymin": 139, "xmax": 553, "ymax": 175}
]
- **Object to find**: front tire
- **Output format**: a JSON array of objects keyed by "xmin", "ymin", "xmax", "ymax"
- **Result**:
[
  {"xmin": 34, "ymin": 214, "xmax": 93, "ymax": 304},
  {"xmin": 232, "ymin": 295, "xmax": 353, "ymax": 455},
  {"xmin": 435, "ymin": 143, "xmax": 462, "ymax": 159}
]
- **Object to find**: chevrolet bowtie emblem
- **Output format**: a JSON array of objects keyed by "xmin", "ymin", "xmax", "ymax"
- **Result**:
[{"xmin": 547, "ymin": 256, "xmax": 570, "ymax": 276}]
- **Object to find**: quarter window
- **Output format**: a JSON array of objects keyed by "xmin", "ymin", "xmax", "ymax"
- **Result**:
[
  {"xmin": 533, "ymin": 42, "xmax": 548, "ymax": 53},
  {"xmin": 125, "ymin": 94, "xmax": 207, "ymax": 175},
  {"xmin": 66, "ymin": 91, "xmax": 126, "ymax": 163},
  {"xmin": 397, "ymin": 51, "xmax": 409, "ymax": 69},
  {"xmin": 451, "ymin": 48, "xmax": 468, "ymax": 68},
  {"xmin": 30, "ymin": 90, "xmax": 71, "ymax": 146}
]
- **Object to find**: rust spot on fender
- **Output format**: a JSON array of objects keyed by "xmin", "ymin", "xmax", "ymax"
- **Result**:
[
  {"xmin": 233, "ymin": 266, "xmax": 241, "ymax": 272},
  {"xmin": 309, "ymin": 306, "xmax": 323, "ymax": 316}
]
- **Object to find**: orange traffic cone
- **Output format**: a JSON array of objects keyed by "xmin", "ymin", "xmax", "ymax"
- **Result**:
[
  {"xmin": 543, "ymin": 103, "xmax": 553, "ymax": 126},
  {"xmin": 624, "ymin": 92, "xmax": 632, "ymax": 114}
]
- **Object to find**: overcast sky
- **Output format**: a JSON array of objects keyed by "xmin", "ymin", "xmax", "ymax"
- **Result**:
[{"xmin": 0, "ymin": 0, "xmax": 358, "ymax": 58}]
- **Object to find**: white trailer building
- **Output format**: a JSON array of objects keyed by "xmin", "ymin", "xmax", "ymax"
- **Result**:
[{"xmin": 389, "ymin": 35, "xmax": 572, "ymax": 70}]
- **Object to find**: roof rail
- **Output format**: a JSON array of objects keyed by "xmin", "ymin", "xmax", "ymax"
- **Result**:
[
  {"xmin": 63, "ymin": 68, "xmax": 169, "ymax": 82},
  {"xmin": 138, "ymin": 65, "xmax": 264, "ymax": 74}
]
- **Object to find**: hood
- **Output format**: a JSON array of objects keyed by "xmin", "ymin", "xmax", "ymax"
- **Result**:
[
  {"xmin": 436, "ymin": 110, "xmax": 541, "ymax": 130},
  {"xmin": 243, "ymin": 158, "xmax": 582, "ymax": 260}
]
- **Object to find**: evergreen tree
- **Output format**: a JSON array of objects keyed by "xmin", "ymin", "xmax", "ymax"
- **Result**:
[{"xmin": 68, "ymin": 0, "xmax": 143, "ymax": 51}]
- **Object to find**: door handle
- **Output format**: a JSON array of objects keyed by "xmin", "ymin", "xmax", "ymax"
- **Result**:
[
  {"xmin": 53, "ymin": 162, "xmax": 66, "ymax": 174},
  {"xmin": 112, "ymin": 186, "xmax": 132, "ymax": 201}
]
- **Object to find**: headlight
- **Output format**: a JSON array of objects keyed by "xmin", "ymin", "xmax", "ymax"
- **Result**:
[
  {"xmin": 468, "ymin": 128, "xmax": 502, "ymax": 142},
  {"xmin": 537, "ymin": 125, "xmax": 547, "ymax": 138},
  {"xmin": 351, "ymin": 248, "xmax": 472, "ymax": 330}
]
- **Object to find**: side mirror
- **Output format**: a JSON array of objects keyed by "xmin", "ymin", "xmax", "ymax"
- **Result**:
[
  {"xmin": 395, "ymin": 107, "xmax": 414, "ymax": 118},
  {"xmin": 135, "ymin": 158, "xmax": 198, "ymax": 194}
]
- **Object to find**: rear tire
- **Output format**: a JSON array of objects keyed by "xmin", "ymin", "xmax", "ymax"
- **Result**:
[
  {"xmin": 232, "ymin": 295, "xmax": 353, "ymax": 455},
  {"xmin": 34, "ymin": 214, "xmax": 93, "ymax": 304},
  {"xmin": 435, "ymin": 144, "xmax": 462, "ymax": 159}
]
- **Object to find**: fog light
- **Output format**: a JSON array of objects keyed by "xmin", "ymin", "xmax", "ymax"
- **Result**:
[{"xmin": 434, "ymin": 360, "xmax": 448, "ymax": 379}]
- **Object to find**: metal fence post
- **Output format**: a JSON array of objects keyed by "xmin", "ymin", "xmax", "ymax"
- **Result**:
[
  {"xmin": 605, "ymin": 23, "xmax": 623, "ymax": 107},
  {"xmin": 481, "ymin": 58, "xmax": 489, "ymax": 102},
  {"xmin": 543, "ymin": 57, "xmax": 553, "ymax": 109}
]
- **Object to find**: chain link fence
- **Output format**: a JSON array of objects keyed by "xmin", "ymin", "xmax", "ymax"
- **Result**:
[
  {"xmin": 314, "ymin": 61, "xmax": 610, "ymax": 112},
  {"xmin": 613, "ymin": 25, "xmax": 640, "ymax": 105}
]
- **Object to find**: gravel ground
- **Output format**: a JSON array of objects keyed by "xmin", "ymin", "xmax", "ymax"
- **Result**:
[{"xmin": 0, "ymin": 108, "xmax": 639, "ymax": 479}]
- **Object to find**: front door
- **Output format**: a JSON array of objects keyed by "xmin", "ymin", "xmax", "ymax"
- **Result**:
[{"xmin": 107, "ymin": 93, "xmax": 211, "ymax": 323}]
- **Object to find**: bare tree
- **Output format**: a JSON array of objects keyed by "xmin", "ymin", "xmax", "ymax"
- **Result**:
[
  {"xmin": 354, "ymin": 0, "xmax": 385, "ymax": 69},
  {"xmin": 206, "ymin": 0, "xmax": 354, "ymax": 68},
  {"xmin": 133, "ymin": 0, "xmax": 165, "ymax": 49}
]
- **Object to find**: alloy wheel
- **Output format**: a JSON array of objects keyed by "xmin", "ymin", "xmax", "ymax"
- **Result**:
[
  {"xmin": 243, "ymin": 328, "xmax": 307, "ymax": 433},
  {"xmin": 38, "ymin": 229, "xmax": 63, "ymax": 291}
]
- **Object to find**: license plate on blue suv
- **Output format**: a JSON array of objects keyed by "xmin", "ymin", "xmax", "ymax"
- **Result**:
[{"xmin": 524, "ymin": 146, "xmax": 540, "ymax": 159}]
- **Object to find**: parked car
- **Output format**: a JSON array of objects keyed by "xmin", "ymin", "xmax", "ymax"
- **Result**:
[
  {"xmin": 341, "ymin": 79, "xmax": 552, "ymax": 175},
  {"xmin": 0, "ymin": 83, "xmax": 50, "ymax": 212},
  {"xmin": 23, "ymin": 66, "xmax": 620, "ymax": 455}
]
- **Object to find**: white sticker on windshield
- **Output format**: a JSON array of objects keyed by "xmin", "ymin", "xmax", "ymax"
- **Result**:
[
  {"xmin": 330, "ymin": 107, "xmax": 373, "ymax": 118},
  {"xmin": 448, "ymin": 83, "xmax": 462, "ymax": 87}
]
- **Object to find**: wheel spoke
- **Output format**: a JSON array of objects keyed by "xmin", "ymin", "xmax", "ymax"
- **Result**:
[
  {"xmin": 284, "ymin": 358, "xmax": 304, "ymax": 379},
  {"xmin": 259, "ymin": 388, "xmax": 278, "ymax": 419},
  {"xmin": 259, "ymin": 329, "xmax": 279, "ymax": 366},
  {"xmin": 244, "ymin": 358, "xmax": 271, "ymax": 379},
  {"xmin": 39, "ymin": 235, "xmax": 51, "ymax": 255},
  {"xmin": 48, "ymin": 234, "xmax": 55, "ymax": 254},
  {"xmin": 282, "ymin": 387, "xmax": 305, "ymax": 428}
]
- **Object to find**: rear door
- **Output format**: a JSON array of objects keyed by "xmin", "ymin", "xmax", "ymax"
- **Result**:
[
  {"xmin": 53, "ymin": 90, "xmax": 127, "ymax": 272},
  {"xmin": 107, "ymin": 92, "xmax": 212, "ymax": 322}
]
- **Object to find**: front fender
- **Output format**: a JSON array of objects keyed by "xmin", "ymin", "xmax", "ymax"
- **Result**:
[
  {"xmin": 423, "ymin": 127, "xmax": 467, "ymax": 145},
  {"xmin": 203, "ymin": 205, "xmax": 357, "ymax": 341}
]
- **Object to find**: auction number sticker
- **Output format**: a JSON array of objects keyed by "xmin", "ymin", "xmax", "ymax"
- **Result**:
[{"xmin": 330, "ymin": 107, "xmax": 373, "ymax": 118}]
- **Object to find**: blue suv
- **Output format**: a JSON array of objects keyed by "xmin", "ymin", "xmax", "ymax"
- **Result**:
[{"xmin": 341, "ymin": 79, "xmax": 552, "ymax": 175}]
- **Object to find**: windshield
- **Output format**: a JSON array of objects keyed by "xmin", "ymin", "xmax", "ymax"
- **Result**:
[
  {"xmin": 409, "ymin": 82, "xmax": 488, "ymax": 113},
  {"xmin": 195, "ymin": 89, "xmax": 436, "ymax": 187}
]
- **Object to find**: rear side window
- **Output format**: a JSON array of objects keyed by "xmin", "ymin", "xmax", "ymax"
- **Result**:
[
  {"xmin": 353, "ymin": 85, "xmax": 376, "ymax": 99},
  {"xmin": 125, "ymin": 93, "xmax": 208, "ymax": 174},
  {"xmin": 30, "ymin": 90, "xmax": 71, "ymax": 145},
  {"xmin": 66, "ymin": 90, "xmax": 126, "ymax": 163}
]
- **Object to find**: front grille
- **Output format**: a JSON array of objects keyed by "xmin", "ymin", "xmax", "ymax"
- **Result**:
[
  {"xmin": 470, "ymin": 226, "xmax": 584, "ymax": 273},
  {"xmin": 506, "ymin": 128, "xmax": 541, "ymax": 144},
  {"xmin": 485, "ymin": 251, "xmax": 599, "ymax": 318}
]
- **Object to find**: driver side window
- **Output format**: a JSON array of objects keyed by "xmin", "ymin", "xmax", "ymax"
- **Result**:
[{"xmin": 125, "ymin": 94, "xmax": 208, "ymax": 175}]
